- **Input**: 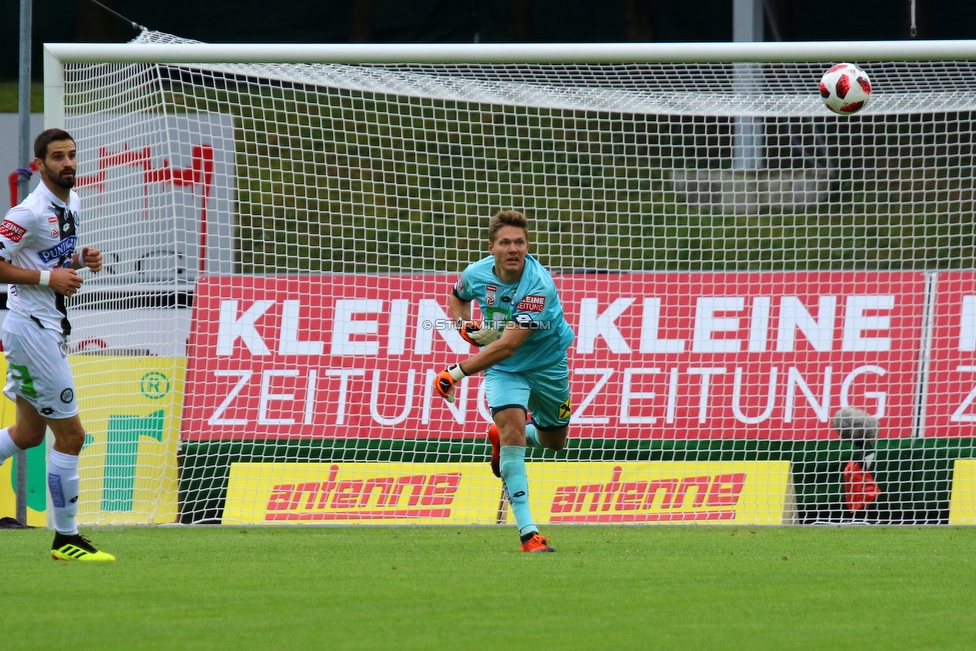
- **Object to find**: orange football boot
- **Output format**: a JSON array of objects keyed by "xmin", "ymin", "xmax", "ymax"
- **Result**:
[
  {"xmin": 520, "ymin": 533, "xmax": 555, "ymax": 553},
  {"xmin": 487, "ymin": 424, "xmax": 501, "ymax": 478}
]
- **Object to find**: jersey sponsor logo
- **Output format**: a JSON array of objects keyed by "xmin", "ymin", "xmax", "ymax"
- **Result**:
[
  {"xmin": 48, "ymin": 216, "xmax": 59, "ymax": 237},
  {"xmin": 486, "ymin": 284, "xmax": 497, "ymax": 305},
  {"xmin": 0, "ymin": 220, "xmax": 26, "ymax": 242},
  {"xmin": 516, "ymin": 294, "xmax": 546, "ymax": 312},
  {"xmin": 37, "ymin": 235, "xmax": 77, "ymax": 263}
]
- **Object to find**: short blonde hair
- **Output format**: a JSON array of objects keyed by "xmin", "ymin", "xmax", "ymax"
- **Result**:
[{"xmin": 487, "ymin": 210, "xmax": 528, "ymax": 242}]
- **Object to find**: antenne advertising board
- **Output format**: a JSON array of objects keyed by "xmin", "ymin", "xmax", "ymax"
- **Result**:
[{"xmin": 182, "ymin": 271, "xmax": 926, "ymax": 440}]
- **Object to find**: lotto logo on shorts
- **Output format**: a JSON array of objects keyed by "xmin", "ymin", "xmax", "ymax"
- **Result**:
[{"xmin": 0, "ymin": 220, "xmax": 26, "ymax": 242}]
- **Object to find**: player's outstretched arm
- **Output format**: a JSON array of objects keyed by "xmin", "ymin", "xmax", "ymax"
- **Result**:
[
  {"xmin": 433, "ymin": 325, "xmax": 532, "ymax": 401},
  {"xmin": 462, "ymin": 324, "xmax": 531, "ymax": 374}
]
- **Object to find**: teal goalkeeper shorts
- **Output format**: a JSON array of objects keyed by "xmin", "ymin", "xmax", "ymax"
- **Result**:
[{"xmin": 484, "ymin": 356, "xmax": 571, "ymax": 430}]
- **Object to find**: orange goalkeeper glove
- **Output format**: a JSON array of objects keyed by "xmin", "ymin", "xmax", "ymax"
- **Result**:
[
  {"xmin": 434, "ymin": 363, "xmax": 467, "ymax": 403},
  {"xmin": 457, "ymin": 320, "xmax": 502, "ymax": 347}
]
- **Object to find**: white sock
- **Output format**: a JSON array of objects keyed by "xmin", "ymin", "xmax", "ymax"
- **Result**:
[
  {"xmin": 0, "ymin": 428, "xmax": 23, "ymax": 466},
  {"xmin": 48, "ymin": 450, "xmax": 80, "ymax": 535}
]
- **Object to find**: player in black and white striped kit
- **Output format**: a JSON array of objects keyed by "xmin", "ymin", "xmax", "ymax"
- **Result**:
[{"xmin": 0, "ymin": 129, "xmax": 113, "ymax": 561}]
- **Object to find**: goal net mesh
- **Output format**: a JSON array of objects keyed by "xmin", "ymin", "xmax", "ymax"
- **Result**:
[{"xmin": 57, "ymin": 30, "xmax": 976, "ymax": 526}]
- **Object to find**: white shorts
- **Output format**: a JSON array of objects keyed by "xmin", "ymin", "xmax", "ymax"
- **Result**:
[{"xmin": 2, "ymin": 320, "xmax": 78, "ymax": 419}]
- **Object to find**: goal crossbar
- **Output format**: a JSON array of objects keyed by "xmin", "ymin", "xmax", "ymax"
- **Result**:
[
  {"xmin": 42, "ymin": 39, "xmax": 976, "ymax": 128},
  {"xmin": 44, "ymin": 39, "xmax": 976, "ymax": 65}
]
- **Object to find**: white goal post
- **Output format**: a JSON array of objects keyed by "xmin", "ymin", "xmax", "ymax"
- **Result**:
[{"xmin": 31, "ymin": 32, "xmax": 976, "ymax": 527}]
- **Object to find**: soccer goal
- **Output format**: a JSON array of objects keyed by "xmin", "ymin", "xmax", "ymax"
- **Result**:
[{"xmin": 36, "ymin": 31, "xmax": 976, "ymax": 527}]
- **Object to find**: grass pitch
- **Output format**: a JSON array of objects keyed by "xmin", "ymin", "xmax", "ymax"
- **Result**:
[{"xmin": 3, "ymin": 525, "xmax": 975, "ymax": 650}]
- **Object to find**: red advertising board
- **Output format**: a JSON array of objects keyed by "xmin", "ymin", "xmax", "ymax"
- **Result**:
[
  {"xmin": 181, "ymin": 272, "xmax": 926, "ymax": 441},
  {"xmin": 921, "ymin": 271, "xmax": 976, "ymax": 436}
]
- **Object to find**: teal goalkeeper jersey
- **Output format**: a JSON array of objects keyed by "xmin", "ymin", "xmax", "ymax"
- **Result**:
[{"xmin": 453, "ymin": 254, "xmax": 575, "ymax": 372}]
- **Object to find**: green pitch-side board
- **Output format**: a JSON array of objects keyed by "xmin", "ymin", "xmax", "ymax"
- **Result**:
[{"xmin": 177, "ymin": 437, "xmax": 976, "ymax": 525}]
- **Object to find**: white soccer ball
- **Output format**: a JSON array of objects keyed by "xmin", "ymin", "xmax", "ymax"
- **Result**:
[{"xmin": 819, "ymin": 63, "xmax": 872, "ymax": 115}]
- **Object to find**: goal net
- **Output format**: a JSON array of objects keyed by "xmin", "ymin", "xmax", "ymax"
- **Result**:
[{"xmin": 37, "ymin": 30, "xmax": 976, "ymax": 527}]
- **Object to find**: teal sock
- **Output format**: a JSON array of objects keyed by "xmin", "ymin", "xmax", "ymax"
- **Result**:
[
  {"xmin": 525, "ymin": 422, "xmax": 541, "ymax": 448},
  {"xmin": 499, "ymin": 446, "xmax": 537, "ymax": 537}
]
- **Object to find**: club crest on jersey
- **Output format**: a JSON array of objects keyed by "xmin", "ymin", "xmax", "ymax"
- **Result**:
[
  {"xmin": 0, "ymin": 220, "xmax": 26, "ymax": 242},
  {"xmin": 516, "ymin": 294, "xmax": 546, "ymax": 313},
  {"xmin": 486, "ymin": 284, "xmax": 497, "ymax": 306}
]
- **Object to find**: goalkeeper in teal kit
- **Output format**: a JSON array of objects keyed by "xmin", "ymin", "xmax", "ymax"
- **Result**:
[{"xmin": 434, "ymin": 210, "xmax": 574, "ymax": 553}]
